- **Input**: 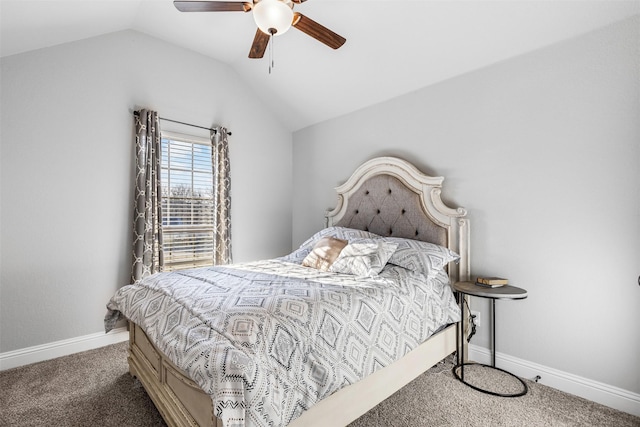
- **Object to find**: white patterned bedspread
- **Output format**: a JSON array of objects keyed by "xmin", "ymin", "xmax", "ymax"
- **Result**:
[{"xmin": 105, "ymin": 259, "xmax": 460, "ymax": 427}]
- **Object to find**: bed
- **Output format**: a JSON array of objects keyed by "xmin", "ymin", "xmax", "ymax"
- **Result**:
[{"xmin": 105, "ymin": 156, "xmax": 470, "ymax": 427}]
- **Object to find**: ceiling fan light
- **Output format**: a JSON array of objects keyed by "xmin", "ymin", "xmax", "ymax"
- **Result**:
[{"xmin": 253, "ymin": 0, "xmax": 293, "ymax": 36}]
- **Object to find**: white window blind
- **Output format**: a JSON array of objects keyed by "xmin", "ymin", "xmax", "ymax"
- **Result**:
[{"xmin": 160, "ymin": 132, "xmax": 214, "ymax": 271}]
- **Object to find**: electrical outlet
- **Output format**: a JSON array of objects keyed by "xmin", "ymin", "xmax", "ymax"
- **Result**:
[{"xmin": 471, "ymin": 310, "xmax": 481, "ymax": 328}]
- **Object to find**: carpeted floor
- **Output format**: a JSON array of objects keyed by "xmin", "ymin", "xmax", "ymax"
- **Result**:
[
  {"xmin": 0, "ymin": 342, "xmax": 165, "ymax": 427},
  {"xmin": 1, "ymin": 342, "xmax": 638, "ymax": 426}
]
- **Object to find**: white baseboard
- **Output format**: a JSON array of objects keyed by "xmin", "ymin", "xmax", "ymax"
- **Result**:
[
  {"xmin": 0, "ymin": 327, "xmax": 129, "ymax": 371},
  {"xmin": 469, "ymin": 344, "xmax": 640, "ymax": 417}
]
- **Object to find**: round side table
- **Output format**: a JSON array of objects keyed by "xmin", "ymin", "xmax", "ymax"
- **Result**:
[{"xmin": 452, "ymin": 280, "xmax": 528, "ymax": 397}]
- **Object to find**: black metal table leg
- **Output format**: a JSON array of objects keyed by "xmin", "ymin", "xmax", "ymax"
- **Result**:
[{"xmin": 451, "ymin": 283, "xmax": 528, "ymax": 398}]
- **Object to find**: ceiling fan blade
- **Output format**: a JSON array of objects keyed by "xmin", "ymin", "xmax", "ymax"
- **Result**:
[
  {"xmin": 173, "ymin": 1, "xmax": 252, "ymax": 12},
  {"xmin": 249, "ymin": 28, "xmax": 270, "ymax": 58},
  {"xmin": 292, "ymin": 12, "xmax": 346, "ymax": 50}
]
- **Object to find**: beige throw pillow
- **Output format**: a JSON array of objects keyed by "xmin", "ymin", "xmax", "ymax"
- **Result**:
[
  {"xmin": 329, "ymin": 239, "xmax": 398, "ymax": 277},
  {"xmin": 301, "ymin": 236, "xmax": 348, "ymax": 271}
]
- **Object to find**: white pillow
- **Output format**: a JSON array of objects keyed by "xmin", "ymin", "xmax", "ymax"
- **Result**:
[{"xmin": 381, "ymin": 237, "xmax": 460, "ymax": 278}]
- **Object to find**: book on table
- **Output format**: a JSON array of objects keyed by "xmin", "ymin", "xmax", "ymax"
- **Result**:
[{"xmin": 476, "ymin": 277, "xmax": 508, "ymax": 287}]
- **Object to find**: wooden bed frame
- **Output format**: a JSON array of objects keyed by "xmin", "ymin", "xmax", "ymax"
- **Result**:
[{"xmin": 127, "ymin": 156, "xmax": 470, "ymax": 427}]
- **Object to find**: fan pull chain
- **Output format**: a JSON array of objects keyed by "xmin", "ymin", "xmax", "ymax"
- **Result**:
[{"xmin": 269, "ymin": 29, "xmax": 276, "ymax": 74}]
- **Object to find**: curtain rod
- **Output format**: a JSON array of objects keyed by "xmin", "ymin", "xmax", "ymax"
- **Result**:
[{"xmin": 133, "ymin": 110, "xmax": 231, "ymax": 136}]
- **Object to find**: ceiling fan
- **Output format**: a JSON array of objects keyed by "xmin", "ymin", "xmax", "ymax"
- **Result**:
[{"xmin": 173, "ymin": 0, "xmax": 346, "ymax": 59}]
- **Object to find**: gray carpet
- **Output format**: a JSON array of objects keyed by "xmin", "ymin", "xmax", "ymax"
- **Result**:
[{"xmin": 1, "ymin": 342, "xmax": 638, "ymax": 427}]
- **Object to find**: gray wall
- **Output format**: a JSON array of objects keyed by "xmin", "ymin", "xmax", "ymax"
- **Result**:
[
  {"xmin": 0, "ymin": 30, "xmax": 293, "ymax": 352},
  {"xmin": 292, "ymin": 17, "xmax": 639, "ymax": 394}
]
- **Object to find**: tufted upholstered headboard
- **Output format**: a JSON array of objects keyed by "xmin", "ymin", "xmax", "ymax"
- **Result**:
[{"xmin": 326, "ymin": 157, "xmax": 470, "ymax": 283}]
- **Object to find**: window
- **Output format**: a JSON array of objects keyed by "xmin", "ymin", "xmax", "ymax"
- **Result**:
[{"xmin": 160, "ymin": 132, "xmax": 215, "ymax": 271}]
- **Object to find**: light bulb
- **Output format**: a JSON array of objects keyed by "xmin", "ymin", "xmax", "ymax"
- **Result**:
[{"xmin": 253, "ymin": 0, "xmax": 293, "ymax": 36}]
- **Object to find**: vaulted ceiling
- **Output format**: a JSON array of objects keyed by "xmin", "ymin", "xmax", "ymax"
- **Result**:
[{"xmin": 2, "ymin": 0, "xmax": 638, "ymax": 131}]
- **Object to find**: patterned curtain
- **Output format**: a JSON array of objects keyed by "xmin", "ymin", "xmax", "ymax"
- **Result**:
[
  {"xmin": 131, "ymin": 109, "xmax": 164, "ymax": 283},
  {"xmin": 211, "ymin": 127, "xmax": 232, "ymax": 264}
]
